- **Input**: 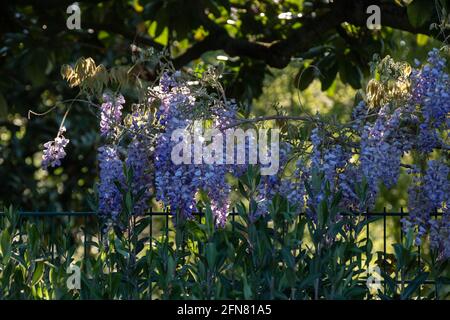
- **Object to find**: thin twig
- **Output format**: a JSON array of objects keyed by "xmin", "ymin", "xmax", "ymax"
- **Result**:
[{"xmin": 221, "ymin": 115, "xmax": 312, "ymax": 130}]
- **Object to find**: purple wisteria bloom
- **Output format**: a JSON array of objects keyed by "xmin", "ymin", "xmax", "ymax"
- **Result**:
[
  {"xmin": 404, "ymin": 161, "xmax": 450, "ymax": 255},
  {"xmin": 254, "ymin": 143, "xmax": 306, "ymax": 218},
  {"xmin": 126, "ymin": 139, "xmax": 152, "ymax": 215},
  {"xmin": 310, "ymin": 126, "xmax": 370, "ymax": 212},
  {"xmin": 154, "ymin": 72, "xmax": 233, "ymax": 225},
  {"xmin": 42, "ymin": 126, "xmax": 70, "ymax": 169},
  {"xmin": 98, "ymin": 146, "xmax": 125, "ymax": 220},
  {"xmin": 360, "ymin": 106, "xmax": 406, "ymax": 193},
  {"xmin": 425, "ymin": 161, "xmax": 450, "ymax": 259},
  {"xmin": 410, "ymin": 49, "xmax": 450, "ymax": 153},
  {"xmin": 100, "ymin": 92, "xmax": 125, "ymax": 137}
]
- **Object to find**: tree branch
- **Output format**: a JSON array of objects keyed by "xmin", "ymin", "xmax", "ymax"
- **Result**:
[
  {"xmin": 221, "ymin": 115, "xmax": 313, "ymax": 130},
  {"xmin": 173, "ymin": 0, "xmax": 441, "ymax": 69}
]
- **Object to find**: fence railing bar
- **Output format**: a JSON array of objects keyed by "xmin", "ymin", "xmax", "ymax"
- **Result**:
[
  {"xmin": 358, "ymin": 279, "xmax": 437, "ymax": 285},
  {"xmin": 1, "ymin": 211, "xmax": 96, "ymax": 217}
]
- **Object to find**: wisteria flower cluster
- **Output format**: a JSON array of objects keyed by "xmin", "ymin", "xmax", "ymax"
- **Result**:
[
  {"xmin": 299, "ymin": 49, "xmax": 449, "ymax": 258},
  {"xmin": 354, "ymin": 49, "xmax": 450, "ymax": 258},
  {"xmin": 254, "ymin": 143, "xmax": 306, "ymax": 218},
  {"xmin": 153, "ymin": 72, "xmax": 236, "ymax": 226},
  {"xmin": 98, "ymin": 146, "xmax": 124, "ymax": 221},
  {"xmin": 97, "ymin": 95, "xmax": 153, "ymax": 221},
  {"xmin": 42, "ymin": 126, "xmax": 70, "ymax": 170},
  {"xmin": 100, "ymin": 92, "xmax": 125, "ymax": 138},
  {"xmin": 44, "ymin": 48, "xmax": 449, "ymax": 259},
  {"xmin": 404, "ymin": 161, "xmax": 450, "ymax": 254}
]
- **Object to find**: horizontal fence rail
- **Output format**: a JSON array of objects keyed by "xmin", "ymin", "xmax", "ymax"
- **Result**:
[{"xmin": 3, "ymin": 210, "xmax": 444, "ymax": 216}]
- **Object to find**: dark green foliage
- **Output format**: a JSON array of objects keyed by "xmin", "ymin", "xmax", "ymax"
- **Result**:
[{"xmin": 1, "ymin": 171, "xmax": 448, "ymax": 300}]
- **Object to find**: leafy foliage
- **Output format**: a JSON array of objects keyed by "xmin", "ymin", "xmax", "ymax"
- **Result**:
[{"xmin": 1, "ymin": 170, "xmax": 448, "ymax": 300}]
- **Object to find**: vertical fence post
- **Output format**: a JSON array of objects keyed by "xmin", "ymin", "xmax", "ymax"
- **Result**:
[
  {"xmin": 434, "ymin": 208, "xmax": 438, "ymax": 300},
  {"xmin": 400, "ymin": 207, "xmax": 404, "ymax": 244},
  {"xmin": 231, "ymin": 207, "xmax": 236, "ymax": 292},
  {"xmin": 366, "ymin": 208, "xmax": 370, "ymax": 285},
  {"xmin": 165, "ymin": 208, "xmax": 169, "ymax": 241},
  {"xmin": 50, "ymin": 216, "xmax": 55, "ymax": 264},
  {"xmin": 198, "ymin": 207, "xmax": 203, "ymax": 256},
  {"xmin": 148, "ymin": 207, "xmax": 152, "ymax": 301},
  {"xmin": 383, "ymin": 207, "xmax": 387, "ymax": 294},
  {"xmin": 83, "ymin": 214, "xmax": 88, "ymax": 300},
  {"xmin": 232, "ymin": 207, "xmax": 235, "ymax": 233},
  {"xmin": 417, "ymin": 231, "xmax": 421, "ymax": 299}
]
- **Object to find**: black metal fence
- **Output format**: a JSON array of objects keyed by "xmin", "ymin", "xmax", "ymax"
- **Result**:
[{"xmin": 1, "ymin": 208, "xmax": 445, "ymax": 299}]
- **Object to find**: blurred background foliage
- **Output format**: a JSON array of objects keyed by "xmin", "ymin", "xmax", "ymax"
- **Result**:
[{"xmin": 0, "ymin": 0, "xmax": 446, "ymax": 212}]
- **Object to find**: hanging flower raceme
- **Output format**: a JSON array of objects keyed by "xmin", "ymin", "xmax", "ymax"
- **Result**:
[
  {"xmin": 360, "ymin": 105, "xmax": 409, "ymax": 195},
  {"xmin": 409, "ymin": 49, "xmax": 450, "ymax": 153},
  {"xmin": 126, "ymin": 139, "xmax": 152, "ymax": 216},
  {"xmin": 254, "ymin": 143, "xmax": 306, "ymax": 218},
  {"xmin": 98, "ymin": 146, "xmax": 125, "ymax": 220},
  {"xmin": 42, "ymin": 126, "xmax": 70, "ymax": 170},
  {"xmin": 310, "ymin": 126, "xmax": 370, "ymax": 212},
  {"xmin": 425, "ymin": 162, "xmax": 450, "ymax": 258},
  {"xmin": 100, "ymin": 92, "xmax": 125, "ymax": 137},
  {"xmin": 404, "ymin": 161, "xmax": 450, "ymax": 258},
  {"xmin": 355, "ymin": 49, "xmax": 448, "ymax": 203},
  {"xmin": 153, "ymin": 72, "xmax": 234, "ymax": 225}
]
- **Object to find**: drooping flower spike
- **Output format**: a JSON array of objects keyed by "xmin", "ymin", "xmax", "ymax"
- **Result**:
[{"xmin": 42, "ymin": 126, "xmax": 70, "ymax": 170}]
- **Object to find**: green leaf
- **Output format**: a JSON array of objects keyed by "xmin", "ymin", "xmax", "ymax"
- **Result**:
[
  {"xmin": 317, "ymin": 200, "xmax": 329, "ymax": 227},
  {"xmin": 31, "ymin": 261, "xmax": 44, "ymax": 286},
  {"xmin": 339, "ymin": 62, "xmax": 363, "ymax": 89},
  {"xmin": 393, "ymin": 243, "xmax": 405, "ymax": 268},
  {"xmin": 238, "ymin": 180, "xmax": 247, "ymax": 197},
  {"xmin": 317, "ymin": 53, "xmax": 338, "ymax": 91},
  {"xmin": 167, "ymin": 255, "xmax": 176, "ymax": 278},
  {"xmin": 148, "ymin": 20, "xmax": 169, "ymax": 46},
  {"xmin": 296, "ymin": 64, "xmax": 316, "ymax": 91},
  {"xmin": 206, "ymin": 242, "xmax": 217, "ymax": 268},
  {"xmin": 205, "ymin": 205, "xmax": 215, "ymax": 238},
  {"xmin": 416, "ymin": 34, "xmax": 429, "ymax": 46},
  {"xmin": 407, "ymin": 0, "xmax": 433, "ymax": 28},
  {"xmin": 243, "ymin": 276, "xmax": 252, "ymax": 299},
  {"xmin": 114, "ymin": 237, "xmax": 130, "ymax": 259},
  {"xmin": 401, "ymin": 272, "xmax": 429, "ymax": 299},
  {"xmin": 281, "ymin": 248, "xmax": 295, "ymax": 269},
  {"xmin": 125, "ymin": 191, "xmax": 133, "ymax": 214},
  {"xmin": 186, "ymin": 220, "xmax": 207, "ymax": 242},
  {"xmin": 0, "ymin": 229, "xmax": 11, "ymax": 264},
  {"xmin": 132, "ymin": 0, "xmax": 144, "ymax": 12},
  {"xmin": 320, "ymin": 63, "xmax": 338, "ymax": 91}
]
